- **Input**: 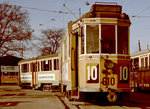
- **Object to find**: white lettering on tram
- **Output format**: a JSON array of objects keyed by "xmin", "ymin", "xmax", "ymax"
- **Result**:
[
  {"xmin": 21, "ymin": 75, "xmax": 32, "ymax": 80},
  {"xmin": 38, "ymin": 74, "xmax": 55, "ymax": 80},
  {"xmin": 119, "ymin": 66, "xmax": 129, "ymax": 81},
  {"xmin": 87, "ymin": 65, "xmax": 98, "ymax": 81}
]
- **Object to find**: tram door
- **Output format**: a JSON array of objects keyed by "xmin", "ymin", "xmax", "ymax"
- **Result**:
[
  {"xmin": 31, "ymin": 62, "xmax": 37, "ymax": 88},
  {"xmin": 71, "ymin": 32, "xmax": 79, "ymax": 96}
]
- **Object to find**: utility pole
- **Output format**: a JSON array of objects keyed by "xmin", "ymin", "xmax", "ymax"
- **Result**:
[{"xmin": 138, "ymin": 40, "xmax": 141, "ymax": 51}]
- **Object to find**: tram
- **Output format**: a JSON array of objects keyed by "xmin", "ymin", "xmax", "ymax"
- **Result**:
[
  {"xmin": 131, "ymin": 49, "xmax": 150, "ymax": 91},
  {"xmin": 18, "ymin": 54, "xmax": 59, "ymax": 90},
  {"xmin": 1, "ymin": 66, "xmax": 19, "ymax": 84},
  {"xmin": 59, "ymin": 2, "xmax": 131, "ymax": 102},
  {"xmin": 0, "ymin": 56, "xmax": 21, "ymax": 85}
]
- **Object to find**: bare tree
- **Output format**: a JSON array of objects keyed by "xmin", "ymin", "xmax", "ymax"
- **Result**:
[
  {"xmin": 0, "ymin": 2, "xmax": 32, "ymax": 58},
  {"xmin": 32, "ymin": 28, "xmax": 64, "ymax": 56}
]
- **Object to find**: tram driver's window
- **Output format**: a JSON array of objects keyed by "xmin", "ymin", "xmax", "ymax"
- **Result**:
[
  {"xmin": 86, "ymin": 25, "xmax": 99, "ymax": 54},
  {"xmin": 101, "ymin": 25, "xmax": 115, "ymax": 54},
  {"xmin": 118, "ymin": 26, "xmax": 128, "ymax": 54}
]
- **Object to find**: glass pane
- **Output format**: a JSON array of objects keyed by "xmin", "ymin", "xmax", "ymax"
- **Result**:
[
  {"xmin": 101, "ymin": 25, "xmax": 115, "ymax": 54},
  {"xmin": 118, "ymin": 26, "xmax": 128, "ymax": 54},
  {"xmin": 49, "ymin": 60, "xmax": 52, "ymax": 70},
  {"xmin": 22, "ymin": 63, "xmax": 29, "ymax": 73},
  {"xmin": 141, "ymin": 58, "xmax": 144, "ymax": 68},
  {"xmin": 134, "ymin": 58, "xmax": 139, "ymax": 70},
  {"xmin": 41, "ymin": 60, "xmax": 49, "ymax": 71},
  {"xmin": 54, "ymin": 59, "xmax": 59, "ymax": 70},
  {"xmin": 86, "ymin": 25, "xmax": 99, "ymax": 54},
  {"xmin": 81, "ymin": 26, "xmax": 84, "ymax": 54},
  {"xmin": 145, "ymin": 57, "xmax": 148, "ymax": 68}
]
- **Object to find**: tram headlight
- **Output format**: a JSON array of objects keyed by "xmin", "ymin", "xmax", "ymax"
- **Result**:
[{"xmin": 104, "ymin": 60, "xmax": 115, "ymax": 69}]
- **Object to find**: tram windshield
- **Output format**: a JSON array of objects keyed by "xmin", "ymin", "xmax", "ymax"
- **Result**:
[
  {"xmin": 118, "ymin": 26, "xmax": 128, "ymax": 54},
  {"xmin": 84, "ymin": 25, "xmax": 129, "ymax": 55},
  {"xmin": 101, "ymin": 25, "xmax": 115, "ymax": 54},
  {"xmin": 86, "ymin": 25, "xmax": 99, "ymax": 54}
]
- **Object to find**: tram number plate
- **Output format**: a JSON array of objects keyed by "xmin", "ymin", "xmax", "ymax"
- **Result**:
[
  {"xmin": 86, "ymin": 64, "xmax": 99, "ymax": 83},
  {"xmin": 101, "ymin": 77, "xmax": 115, "ymax": 86},
  {"xmin": 119, "ymin": 66, "xmax": 129, "ymax": 83}
]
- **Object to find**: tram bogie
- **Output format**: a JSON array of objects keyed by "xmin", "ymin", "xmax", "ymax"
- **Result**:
[
  {"xmin": 18, "ymin": 54, "xmax": 59, "ymax": 90},
  {"xmin": 59, "ymin": 2, "xmax": 131, "ymax": 102}
]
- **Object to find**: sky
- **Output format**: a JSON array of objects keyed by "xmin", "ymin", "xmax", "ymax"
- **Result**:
[{"xmin": 1, "ymin": 0, "xmax": 150, "ymax": 58}]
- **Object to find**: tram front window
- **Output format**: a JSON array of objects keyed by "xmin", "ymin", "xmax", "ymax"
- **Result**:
[
  {"xmin": 101, "ymin": 25, "xmax": 115, "ymax": 54},
  {"xmin": 86, "ymin": 25, "xmax": 99, "ymax": 54},
  {"xmin": 118, "ymin": 26, "xmax": 128, "ymax": 54}
]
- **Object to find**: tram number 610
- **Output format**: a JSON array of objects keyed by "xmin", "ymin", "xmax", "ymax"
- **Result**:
[{"xmin": 119, "ymin": 66, "xmax": 129, "ymax": 82}]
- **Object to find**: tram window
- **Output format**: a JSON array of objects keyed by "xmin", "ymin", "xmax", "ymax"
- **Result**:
[
  {"xmin": 49, "ymin": 60, "xmax": 52, "ymax": 70},
  {"xmin": 86, "ymin": 25, "xmax": 99, "ymax": 54},
  {"xmin": 3, "ymin": 72, "xmax": 9, "ymax": 76},
  {"xmin": 145, "ymin": 57, "xmax": 148, "ymax": 68},
  {"xmin": 54, "ymin": 59, "xmax": 59, "ymax": 70},
  {"xmin": 101, "ymin": 25, "xmax": 115, "ymax": 54},
  {"xmin": 38, "ymin": 62, "xmax": 40, "ymax": 71},
  {"xmin": 118, "ymin": 26, "xmax": 128, "ymax": 54},
  {"xmin": 141, "ymin": 58, "xmax": 144, "ymax": 68},
  {"xmin": 10, "ymin": 72, "xmax": 16, "ymax": 76},
  {"xmin": 15, "ymin": 72, "xmax": 18, "ymax": 76},
  {"xmin": 81, "ymin": 26, "xmax": 84, "ymax": 54},
  {"xmin": 65, "ymin": 39, "xmax": 67, "ymax": 59},
  {"xmin": 134, "ymin": 58, "xmax": 139, "ymax": 70},
  {"xmin": 41, "ymin": 60, "xmax": 50, "ymax": 71},
  {"xmin": 22, "ymin": 63, "xmax": 29, "ymax": 73}
]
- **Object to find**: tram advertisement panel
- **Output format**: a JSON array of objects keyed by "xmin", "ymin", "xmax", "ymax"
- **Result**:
[{"xmin": 86, "ymin": 63, "xmax": 99, "ymax": 83}]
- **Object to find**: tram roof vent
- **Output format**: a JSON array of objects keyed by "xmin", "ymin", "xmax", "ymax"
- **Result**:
[{"xmin": 90, "ymin": 2, "xmax": 122, "ymax": 13}]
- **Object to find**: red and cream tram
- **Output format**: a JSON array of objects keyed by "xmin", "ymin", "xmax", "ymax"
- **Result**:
[{"xmin": 59, "ymin": 2, "xmax": 131, "ymax": 102}]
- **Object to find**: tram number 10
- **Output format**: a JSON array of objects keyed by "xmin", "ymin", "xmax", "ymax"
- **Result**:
[
  {"xmin": 119, "ymin": 66, "xmax": 129, "ymax": 83},
  {"xmin": 87, "ymin": 65, "xmax": 99, "ymax": 83}
]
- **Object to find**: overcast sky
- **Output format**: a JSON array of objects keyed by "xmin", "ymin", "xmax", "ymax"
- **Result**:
[{"xmin": 1, "ymin": 0, "xmax": 150, "ymax": 58}]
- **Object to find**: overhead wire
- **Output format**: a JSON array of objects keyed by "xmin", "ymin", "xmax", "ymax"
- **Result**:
[{"xmin": 21, "ymin": 6, "xmax": 79, "ymax": 14}]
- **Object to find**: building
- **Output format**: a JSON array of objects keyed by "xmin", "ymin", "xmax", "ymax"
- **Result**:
[{"xmin": 0, "ymin": 56, "xmax": 22, "ymax": 85}]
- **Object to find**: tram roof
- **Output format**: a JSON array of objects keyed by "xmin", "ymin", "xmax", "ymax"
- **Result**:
[
  {"xmin": 73, "ymin": 3, "xmax": 124, "ymax": 24},
  {"xmin": 131, "ymin": 49, "xmax": 150, "ymax": 57},
  {"xmin": 18, "ymin": 54, "xmax": 58, "ymax": 64}
]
